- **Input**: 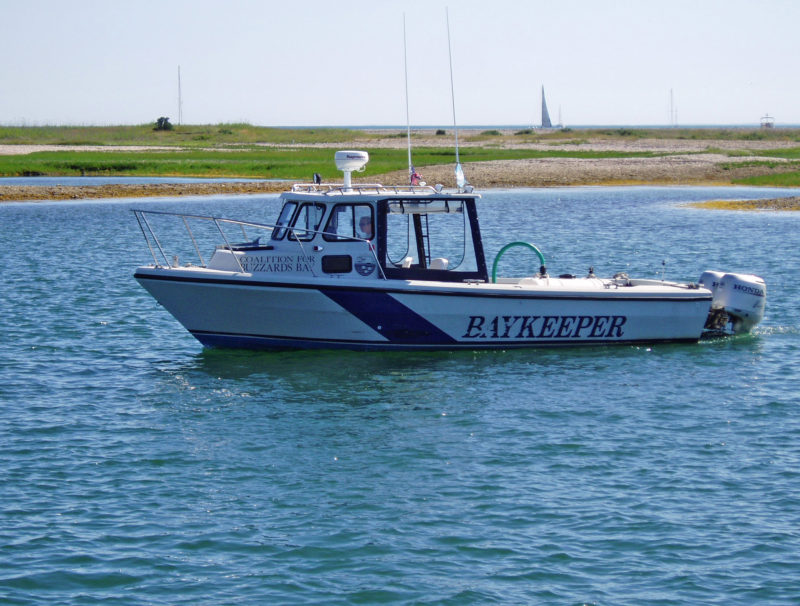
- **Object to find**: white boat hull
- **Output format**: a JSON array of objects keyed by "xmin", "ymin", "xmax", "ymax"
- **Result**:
[{"xmin": 135, "ymin": 267, "xmax": 712, "ymax": 351}]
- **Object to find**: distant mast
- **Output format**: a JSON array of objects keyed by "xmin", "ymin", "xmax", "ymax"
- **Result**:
[
  {"xmin": 669, "ymin": 88, "xmax": 677, "ymax": 127},
  {"xmin": 177, "ymin": 65, "xmax": 183, "ymax": 126},
  {"xmin": 540, "ymin": 86, "xmax": 552, "ymax": 129}
]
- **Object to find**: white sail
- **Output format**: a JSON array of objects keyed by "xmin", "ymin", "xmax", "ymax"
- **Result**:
[{"xmin": 541, "ymin": 86, "xmax": 552, "ymax": 128}]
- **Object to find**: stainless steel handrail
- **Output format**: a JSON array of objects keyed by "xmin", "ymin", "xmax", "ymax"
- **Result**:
[
  {"xmin": 291, "ymin": 183, "xmax": 437, "ymax": 195},
  {"xmin": 133, "ymin": 209, "xmax": 276, "ymax": 269},
  {"xmin": 212, "ymin": 218, "xmax": 245, "ymax": 272},
  {"xmin": 132, "ymin": 209, "xmax": 386, "ymax": 279},
  {"xmin": 182, "ymin": 215, "xmax": 205, "ymax": 267}
]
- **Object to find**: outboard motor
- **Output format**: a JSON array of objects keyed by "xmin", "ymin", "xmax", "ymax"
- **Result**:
[{"xmin": 699, "ymin": 271, "xmax": 767, "ymax": 334}]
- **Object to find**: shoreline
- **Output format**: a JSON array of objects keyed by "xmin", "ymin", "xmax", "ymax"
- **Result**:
[
  {"xmin": 3, "ymin": 178, "xmax": 797, "ymax": 211},
  {"xmin": 686, "ymin": 196, "xmax": 800, "ymax": 211},
  {"xmin": 1, "ymin": 140, "xmax": 799, "ymax": 209},
  {"xmin": 0, "ymin": 180, "xmax": 289, "ymax": 202}
]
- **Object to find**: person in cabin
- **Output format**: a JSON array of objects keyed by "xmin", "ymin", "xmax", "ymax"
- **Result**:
[{"xmin": 358, "ymin": 216, "xmax": 373, "ymax": 240}]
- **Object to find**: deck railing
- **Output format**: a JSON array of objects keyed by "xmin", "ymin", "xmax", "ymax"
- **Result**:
[
  {"xmin": 132, "ymin": 209, "xmax": 385, "ymax": 278},
  {"xmin": 291, "ymin": 183, "xmax": 438, "ymax": 195}
]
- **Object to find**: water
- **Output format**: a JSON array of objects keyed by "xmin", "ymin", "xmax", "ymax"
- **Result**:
[{"xmin": 1, "ymin": 186, "xmax": 799, "ymax": 604}]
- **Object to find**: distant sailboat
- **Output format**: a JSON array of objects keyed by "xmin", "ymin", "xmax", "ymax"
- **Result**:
[{"xmin": 540, "ymin": 86, "xmax": 552, "ymax": 129}]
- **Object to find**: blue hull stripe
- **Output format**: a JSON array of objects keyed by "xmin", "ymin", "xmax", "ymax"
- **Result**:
[
  {"xmin": 319, "ymin": 288, "xmax": 458, "ymax": 345},
  {"xmin": 190, "ymin": 330, "xmax": 699, "ymax": 351}
]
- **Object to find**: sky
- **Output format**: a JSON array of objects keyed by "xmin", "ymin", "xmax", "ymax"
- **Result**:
[{"xmin": 1, "ymin": 0, "xmax": 798, "ymax": 127}]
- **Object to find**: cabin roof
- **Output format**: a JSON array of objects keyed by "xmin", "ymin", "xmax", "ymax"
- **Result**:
[{"xmin": 287, "ymin": 183, "xmax": 479, "ymax": 200}]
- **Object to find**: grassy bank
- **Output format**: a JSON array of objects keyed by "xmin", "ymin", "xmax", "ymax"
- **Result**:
[
  {"xmin": 4, "ymin": 123, "xmax": 800, "ymax": 147},
  {"xmin": 0, "ymin": 147, "xmax": 669, "ymax": 180},
  {"xmin": 4, "ymin": 124, "xmax": 800, "ymax": 186},
  {"xmin": 0, "ymin": 124, "xmax": 371, "ymax": 147}
]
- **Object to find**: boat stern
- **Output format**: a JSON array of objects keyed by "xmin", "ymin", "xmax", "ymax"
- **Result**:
[{"xmin": 699, "ymin": 271, "xmax": 767, "ymax": 334}]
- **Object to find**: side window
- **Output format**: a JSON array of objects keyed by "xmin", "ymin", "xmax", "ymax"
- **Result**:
[
  {"xmin": 271, "ymin": 201, "xmax": 297, "ymax": 240},
  {"xmin": 323, "ymin": 204, "xmax": 373, "ymax": 241},
  {"xmin": 355, "ymin": 206, "xmax": 374, "ymax": 241},
  {"xmin": 289, "ymin": 203, "xmax": 326, "ymax": 241}
]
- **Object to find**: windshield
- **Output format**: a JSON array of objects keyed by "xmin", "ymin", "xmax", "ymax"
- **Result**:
[
  {"xmin": 271, "ymin": 201, "xmax": 297, "ymax": 240},
  {"xmin": 289, "ymin": 203, "xmax": 326, "ymax": 241}
]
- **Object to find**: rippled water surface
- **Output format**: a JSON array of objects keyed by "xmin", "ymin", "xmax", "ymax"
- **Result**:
[{"xmin": 2, "ymin": 186, "xmax": 799, "ymax": 604}]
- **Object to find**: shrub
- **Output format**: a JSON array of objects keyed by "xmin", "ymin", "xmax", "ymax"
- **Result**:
[{"xmin": 154, "ymin": 117, "xmax": 173, "ymax": 131}]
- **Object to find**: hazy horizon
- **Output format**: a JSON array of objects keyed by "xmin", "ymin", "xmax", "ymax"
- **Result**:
[{"xmin": 2, "ymin": 0, "xmax": 798, "ymax": 127}]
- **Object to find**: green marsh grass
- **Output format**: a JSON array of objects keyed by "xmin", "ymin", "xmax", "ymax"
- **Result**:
[
  {"xmin": 0, "ymin": 146, "xmax": 667, "ymax": 180},
  {"xmin": 733, "ymin": 171, "xmax": 800, "ymax": 187},
  {"xmin": 0, "ymin": 124, "xmax": 374, "ymax": 147},
  {"xmin": 6, "ymin": 124, "xmax": 800, "ymax": 148},
  {"xmin": 5, "ymin": 124, "xmax": 800, "ymax": 183}
]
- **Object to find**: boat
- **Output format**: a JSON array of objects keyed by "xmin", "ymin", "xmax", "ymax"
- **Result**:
[
  {"xmin": 540, "ymin": 86, "xmax": 552, "ymax": 129},
  {"xmin": 536, "ymin": 86, "xmax": 563, "ymax": 130},
  {"xmin": 133, "ymin": 150, "xmax": 767, "ymax": 351}
]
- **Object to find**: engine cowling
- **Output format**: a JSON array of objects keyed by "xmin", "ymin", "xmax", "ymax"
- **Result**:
[{"xmin": 698, "ymin": 271, "xmax": 766, "ymax": 334}]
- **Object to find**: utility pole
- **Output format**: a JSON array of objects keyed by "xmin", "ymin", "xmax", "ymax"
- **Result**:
[
  {"xmin": 178, "ymin": 65, "xmax": 183, "ymax": 125},
  {"xmin": 669, "ymin": 88, "xmax": 677, "ymax": 127}
]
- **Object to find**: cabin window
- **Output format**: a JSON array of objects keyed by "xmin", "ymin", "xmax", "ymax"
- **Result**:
[
  {"xmin": 288, "ymin": 203, "xmax": 326, "ymax": 241},
  {"xmin": 323, "ymin": 204, "xmax": 374, "ymax": 242},
  {"xmin": 271, "ymin": 201, "xmax": 297, "ymax": 240}
]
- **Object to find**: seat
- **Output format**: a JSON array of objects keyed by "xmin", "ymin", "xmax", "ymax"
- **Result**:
[{"xmin": 429, "ymin": 257, "xmax": 449, "ymax": 270}]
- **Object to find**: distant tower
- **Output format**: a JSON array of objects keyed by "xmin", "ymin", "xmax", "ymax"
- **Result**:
[{"xmin": 669, "ymin": 89, "xmax": 677, "ymax": 127}]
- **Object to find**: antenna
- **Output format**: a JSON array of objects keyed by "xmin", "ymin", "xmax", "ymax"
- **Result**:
[
  {"xmin": 669, "ymin": 88, "xmax": 677, "ymax": 128},
  {"xmin": 403, "ymin": 14, "xmax": 413, "ymax": 184},
  {"xmin": 445, "ymin": 7, "xmax": 467, "ymax": 190},
  {"xmin": 178, "ymin": 65, "xmax": 183, "ymax": 125}
]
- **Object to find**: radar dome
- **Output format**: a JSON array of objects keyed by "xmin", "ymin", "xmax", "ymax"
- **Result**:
[
  {"xmin": 334, "ymin": 151, "xmax": 369, "ymax": 189},
  {"xmin": 334, "ymin": 150, "xmax": 369, "ymax": 172}
]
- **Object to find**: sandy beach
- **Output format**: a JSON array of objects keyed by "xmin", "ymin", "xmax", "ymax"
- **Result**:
[{"xmin": 1, "ymin": 135, "xmax": 798, "ymax": 209}]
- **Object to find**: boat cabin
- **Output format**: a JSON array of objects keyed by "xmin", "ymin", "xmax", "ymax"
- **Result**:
[
  {"xmin": 249, "ymin": 184, "xmax": 489, "ymax": 283},
  {"xmin": 190, "ymin": 151, "xmax": 489, "ymax": 283}
]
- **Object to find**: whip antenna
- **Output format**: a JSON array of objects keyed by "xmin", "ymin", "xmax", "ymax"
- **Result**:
[
  {"xmin": 403, "ymin": 14, "xmax": 413, "ymax": 184},
  {"xmin": 446, "ymin": 7, "xmax": 467, "ymax": 190}
]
